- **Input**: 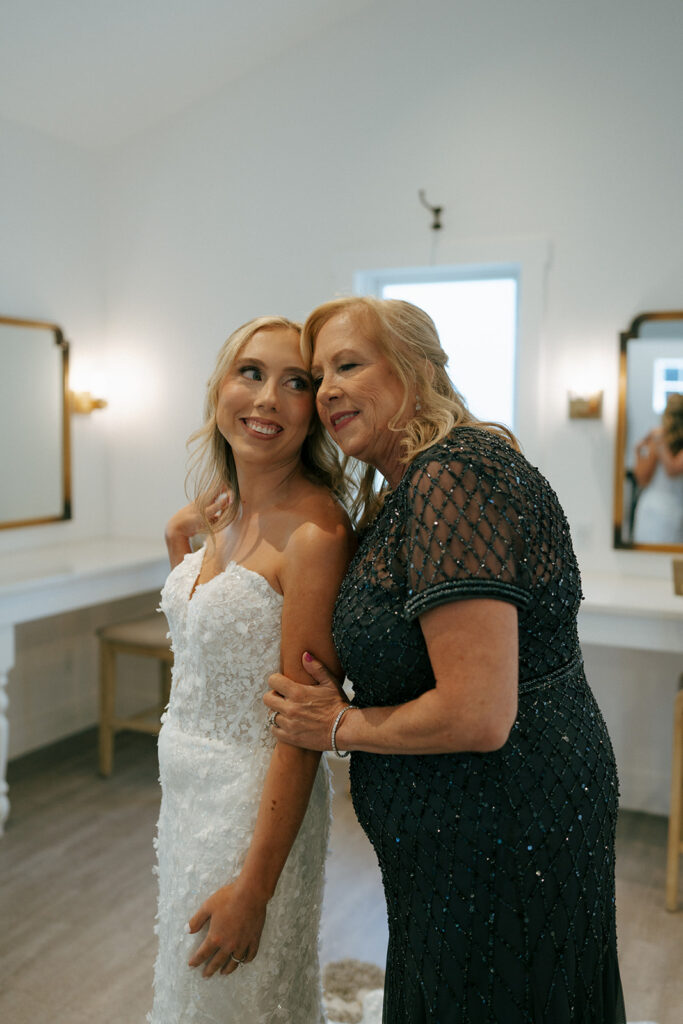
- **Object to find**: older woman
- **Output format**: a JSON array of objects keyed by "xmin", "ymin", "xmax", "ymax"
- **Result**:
[{"xmin": 265, "ymin": 297, "xmax": 626, "ymax": 1024}]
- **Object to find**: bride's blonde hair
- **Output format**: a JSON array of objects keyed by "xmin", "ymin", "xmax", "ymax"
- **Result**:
[
  {"xmin": 187, "ymin": 316, "xmax": 348, "ymax": 535},
  {"xmin": 302, "ymin": 296, "xmax": 519, "ymax": 528},
  {"xmin": 663, "ymin": 392, "xmax": 683, "ymax": 455}
]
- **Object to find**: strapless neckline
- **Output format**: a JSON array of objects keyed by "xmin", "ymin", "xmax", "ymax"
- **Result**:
[{"xmin": 187, "ymin": 549, "xmax": 283, "ymax": 604}]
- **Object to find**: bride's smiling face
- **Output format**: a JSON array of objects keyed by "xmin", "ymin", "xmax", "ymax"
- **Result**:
[{"xmin": 216, "ymin": 327, "xmax": 315, "ymax": 467}]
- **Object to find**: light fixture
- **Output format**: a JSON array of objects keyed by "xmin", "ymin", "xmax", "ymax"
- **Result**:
[
  {"xmin": 567, "ymin": 390, "xmax": 603, "ymax": 420},
  {"xmin": 69, "ymin": 390, "xmax": 108, "ymax": 414},
  {"xmin": 673, "ymin": 557, "xmax": 683, "ymax": 596}
]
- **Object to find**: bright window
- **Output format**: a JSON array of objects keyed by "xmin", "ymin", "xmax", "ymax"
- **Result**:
[
  {"xmin": 355, "ymin": 267, "xmax": 518, "ymax": 429},
  {"xmin": 653, "ymin": 357, "xmax": 683, "ymax": 414}
]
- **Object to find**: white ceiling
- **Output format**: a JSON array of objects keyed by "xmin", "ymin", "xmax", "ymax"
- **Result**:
[{"xmin": 0, "ymin": 0, "xmax": 376, "ymax": 151}]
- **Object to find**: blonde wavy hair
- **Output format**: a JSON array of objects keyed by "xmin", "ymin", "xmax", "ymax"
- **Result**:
[
  {"xmin": 302, "ymin": 296, "xmax": 519, "ymax": 527},
  {"xmin": 186, "ymin": 316, "xmax": 348, "ymax": 535},
  {"xmin": 663, "ymin": 392, "xmax": 683, "ymax": 455}
]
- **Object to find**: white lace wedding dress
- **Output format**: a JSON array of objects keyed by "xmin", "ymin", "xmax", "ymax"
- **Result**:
[{"xmin": 147, "ymin": 548, "xmax": 331, "ymax": 1024}]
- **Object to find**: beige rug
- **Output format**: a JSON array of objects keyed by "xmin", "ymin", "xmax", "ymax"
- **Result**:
[
  {"xmin": 323, "ymin": 959, "xmax": 384, "ymax": 1024},
  {"xmin": 322, "ymin": 959, "xmax": 657, "ymax": 1024}
]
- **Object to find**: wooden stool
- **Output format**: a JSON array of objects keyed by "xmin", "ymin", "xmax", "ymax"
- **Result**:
[
  {"xmin": 666, "ymin": 683, "xmax": 683, "ymax": 911},
  {"xmin": 97, "ymin": 613, "xmax": 173, "ymax": 777}
]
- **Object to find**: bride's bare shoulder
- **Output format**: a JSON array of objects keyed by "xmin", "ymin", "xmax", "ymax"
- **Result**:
[
  {"xmin": 283, "ymin": 481, "xmax": 355, "ymax": 558},
  {"xmin": 302, "ymin": 481, "xmax": 353, "ymax": 529}
]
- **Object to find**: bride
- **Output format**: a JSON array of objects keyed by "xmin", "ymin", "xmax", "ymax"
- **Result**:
[{"xmin": 147, "ymin": 316, "xmax": 354, "ymax": 1023}]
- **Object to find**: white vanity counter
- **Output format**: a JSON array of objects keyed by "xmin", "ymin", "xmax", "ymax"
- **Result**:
[
  {"xmin": 0, "ymin": 538, "xmax": 168, "ymax": 624},
  {"xmin": 579, "ymin": 571, "xmax": 683, "ymax": 653},
  {"xmin": 579, "ymin": 571, "xmax": 682, "ymax": 814},
  {"xmin": 0, "ymin": 555, "xmax": 680, "ymax": 832},
  {"xmin": 0, "ymin": 537, "xmax": 168, "ymax": 832}
]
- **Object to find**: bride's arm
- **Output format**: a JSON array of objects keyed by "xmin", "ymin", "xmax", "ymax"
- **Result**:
[
  {"xmin": 164, "ymin": 494, "xmax": 228, "ymax": 568},
  {"xmin": 187, "ymin": 515, "xmax": 353, "ymax": 978}
]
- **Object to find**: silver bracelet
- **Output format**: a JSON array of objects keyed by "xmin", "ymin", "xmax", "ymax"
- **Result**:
[{"xmin": 330, "ymin": 705, "xmax": 355, "ymax": 759}]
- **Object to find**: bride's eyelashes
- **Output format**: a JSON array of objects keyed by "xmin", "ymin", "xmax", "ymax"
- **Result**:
[
  {"xmin": 238, "ymin": 365, "xmax": 311, "ymax": 392},
  {"xmin": 239, "ymin": 364, "xmax": 263, "ymax": 381},
  {"xmin": 284, "ymin": 374, "xmax": 311, "ymax": 392}
]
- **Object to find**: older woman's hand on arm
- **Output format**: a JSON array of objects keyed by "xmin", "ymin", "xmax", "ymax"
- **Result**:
[
  {"xmin": 265, "ymin": 597, "xmax": 518, "ymax": 756},
  {"xmin": 265, "ymin": 655, "xmax": 349, "ymax": 752}
]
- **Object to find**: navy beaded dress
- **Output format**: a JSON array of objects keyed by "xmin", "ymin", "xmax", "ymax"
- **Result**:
[{"xmin": 333, "ymin": 427, "xmax": 625, "ymax": 1024}]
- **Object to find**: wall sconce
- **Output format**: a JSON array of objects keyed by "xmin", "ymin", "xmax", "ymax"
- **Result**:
[
  {"xmin": 673, "ymin": 557, "xmax": 683, "ymax": 596},
  {"xmin": 568, "ymin": 390, "xmax": 603, "ymax": 420},
  {"xmin": 69, "ymin": 390, "xmax": 108, "ymax": 414}
]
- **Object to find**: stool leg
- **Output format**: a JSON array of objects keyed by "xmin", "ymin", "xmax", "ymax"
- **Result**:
[
  {"xmin": 99, "ymin": 643, "xmax": 116, "ymax": 777},
  {"xmin": 665, "ymin": 692, "xmax": 683, "ymax": 911}
]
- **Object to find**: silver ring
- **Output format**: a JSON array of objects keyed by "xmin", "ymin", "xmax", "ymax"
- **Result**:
[
  {"xmin": 230, "ymin": 953, "xmax": 247, "ymax": 965},
  {"xmin": 267, "ymin": 710, "xmax": 280, "ymax": 729}
]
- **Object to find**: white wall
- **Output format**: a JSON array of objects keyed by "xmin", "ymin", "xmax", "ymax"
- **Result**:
[
  {"xmin": 100, "ymin": 0, "xmax": 683, "ymax": 566},
  {"xmin": 0, "ymin": 118, "xmax": 154, "ymax": 755},
  {"xmin": 3, "ymin": 0, "xmax": 682, "ymax": 806},
  {"xmin": 0, "ymin": 117, "xmax": 110, "ymax": 550}
]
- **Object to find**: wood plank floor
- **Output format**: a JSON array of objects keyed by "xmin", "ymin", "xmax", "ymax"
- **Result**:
[{"xmin": 0, "ymin": 730, "xmax": 680, "ymax": 1023}]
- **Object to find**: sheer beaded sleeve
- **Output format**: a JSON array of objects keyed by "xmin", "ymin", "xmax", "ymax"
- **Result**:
[{"xmin": 403, "ymin": 442, "xmax": 531, "ymax": 620}]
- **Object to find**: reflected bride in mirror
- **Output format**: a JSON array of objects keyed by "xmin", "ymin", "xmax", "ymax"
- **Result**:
[
  {"xmin": 614, "ymin": 310, "xmax": 683, "ymax": 551},
  {"xmin": 632, "ymin": 394, "xmax": 683, "ymax": 545}
]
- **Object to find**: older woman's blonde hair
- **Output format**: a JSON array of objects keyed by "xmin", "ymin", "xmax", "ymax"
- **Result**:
[
  {"xmin": 302, "ymin": 296, "xmax": 518, "ymax": 527},
  {"xmin": 187, "ymin": 315, "xmax": 348, "ymax": 535}
]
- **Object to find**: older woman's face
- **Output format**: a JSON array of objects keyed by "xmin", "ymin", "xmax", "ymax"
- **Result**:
[{"xmin": 312, "ymin": 311, "xmax": 407, "ymax": 477}]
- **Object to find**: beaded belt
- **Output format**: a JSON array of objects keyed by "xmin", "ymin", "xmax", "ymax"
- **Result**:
[{"xmin": 517, "ymin": 652, "xmax": 585, "ymax": 696}]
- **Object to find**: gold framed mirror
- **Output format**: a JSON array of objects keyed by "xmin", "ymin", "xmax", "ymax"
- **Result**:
[
  {"xmin": 0, "ymin": 315, "xmax": 72, "ymax": 530},
  {"xmin": 613, "ymin": 311, "xmax": 683, "ymax": 551}
]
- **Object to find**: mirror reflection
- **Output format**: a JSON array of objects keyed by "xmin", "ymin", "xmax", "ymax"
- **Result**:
[
  {"xmin": 614, "ymin": 312, "xmax": 683, "ymax": 550},
  {"xmin": 0, "ymin": 316, "xmax": 71, "ymax": 530}
]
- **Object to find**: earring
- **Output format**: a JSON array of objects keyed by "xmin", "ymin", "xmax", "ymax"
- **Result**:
[{"xmin": 415, "ymin": 397, "xmax": 422, "ymax": 414}]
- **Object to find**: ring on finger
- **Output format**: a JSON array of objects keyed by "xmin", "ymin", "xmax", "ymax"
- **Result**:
[
  {"xmin": 230, "ymin": 952, "xmax": 247, "ymax": 965},
  {"xmin": 267, "ymin": 710, "xmax": 280, "ymax": 729}
]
